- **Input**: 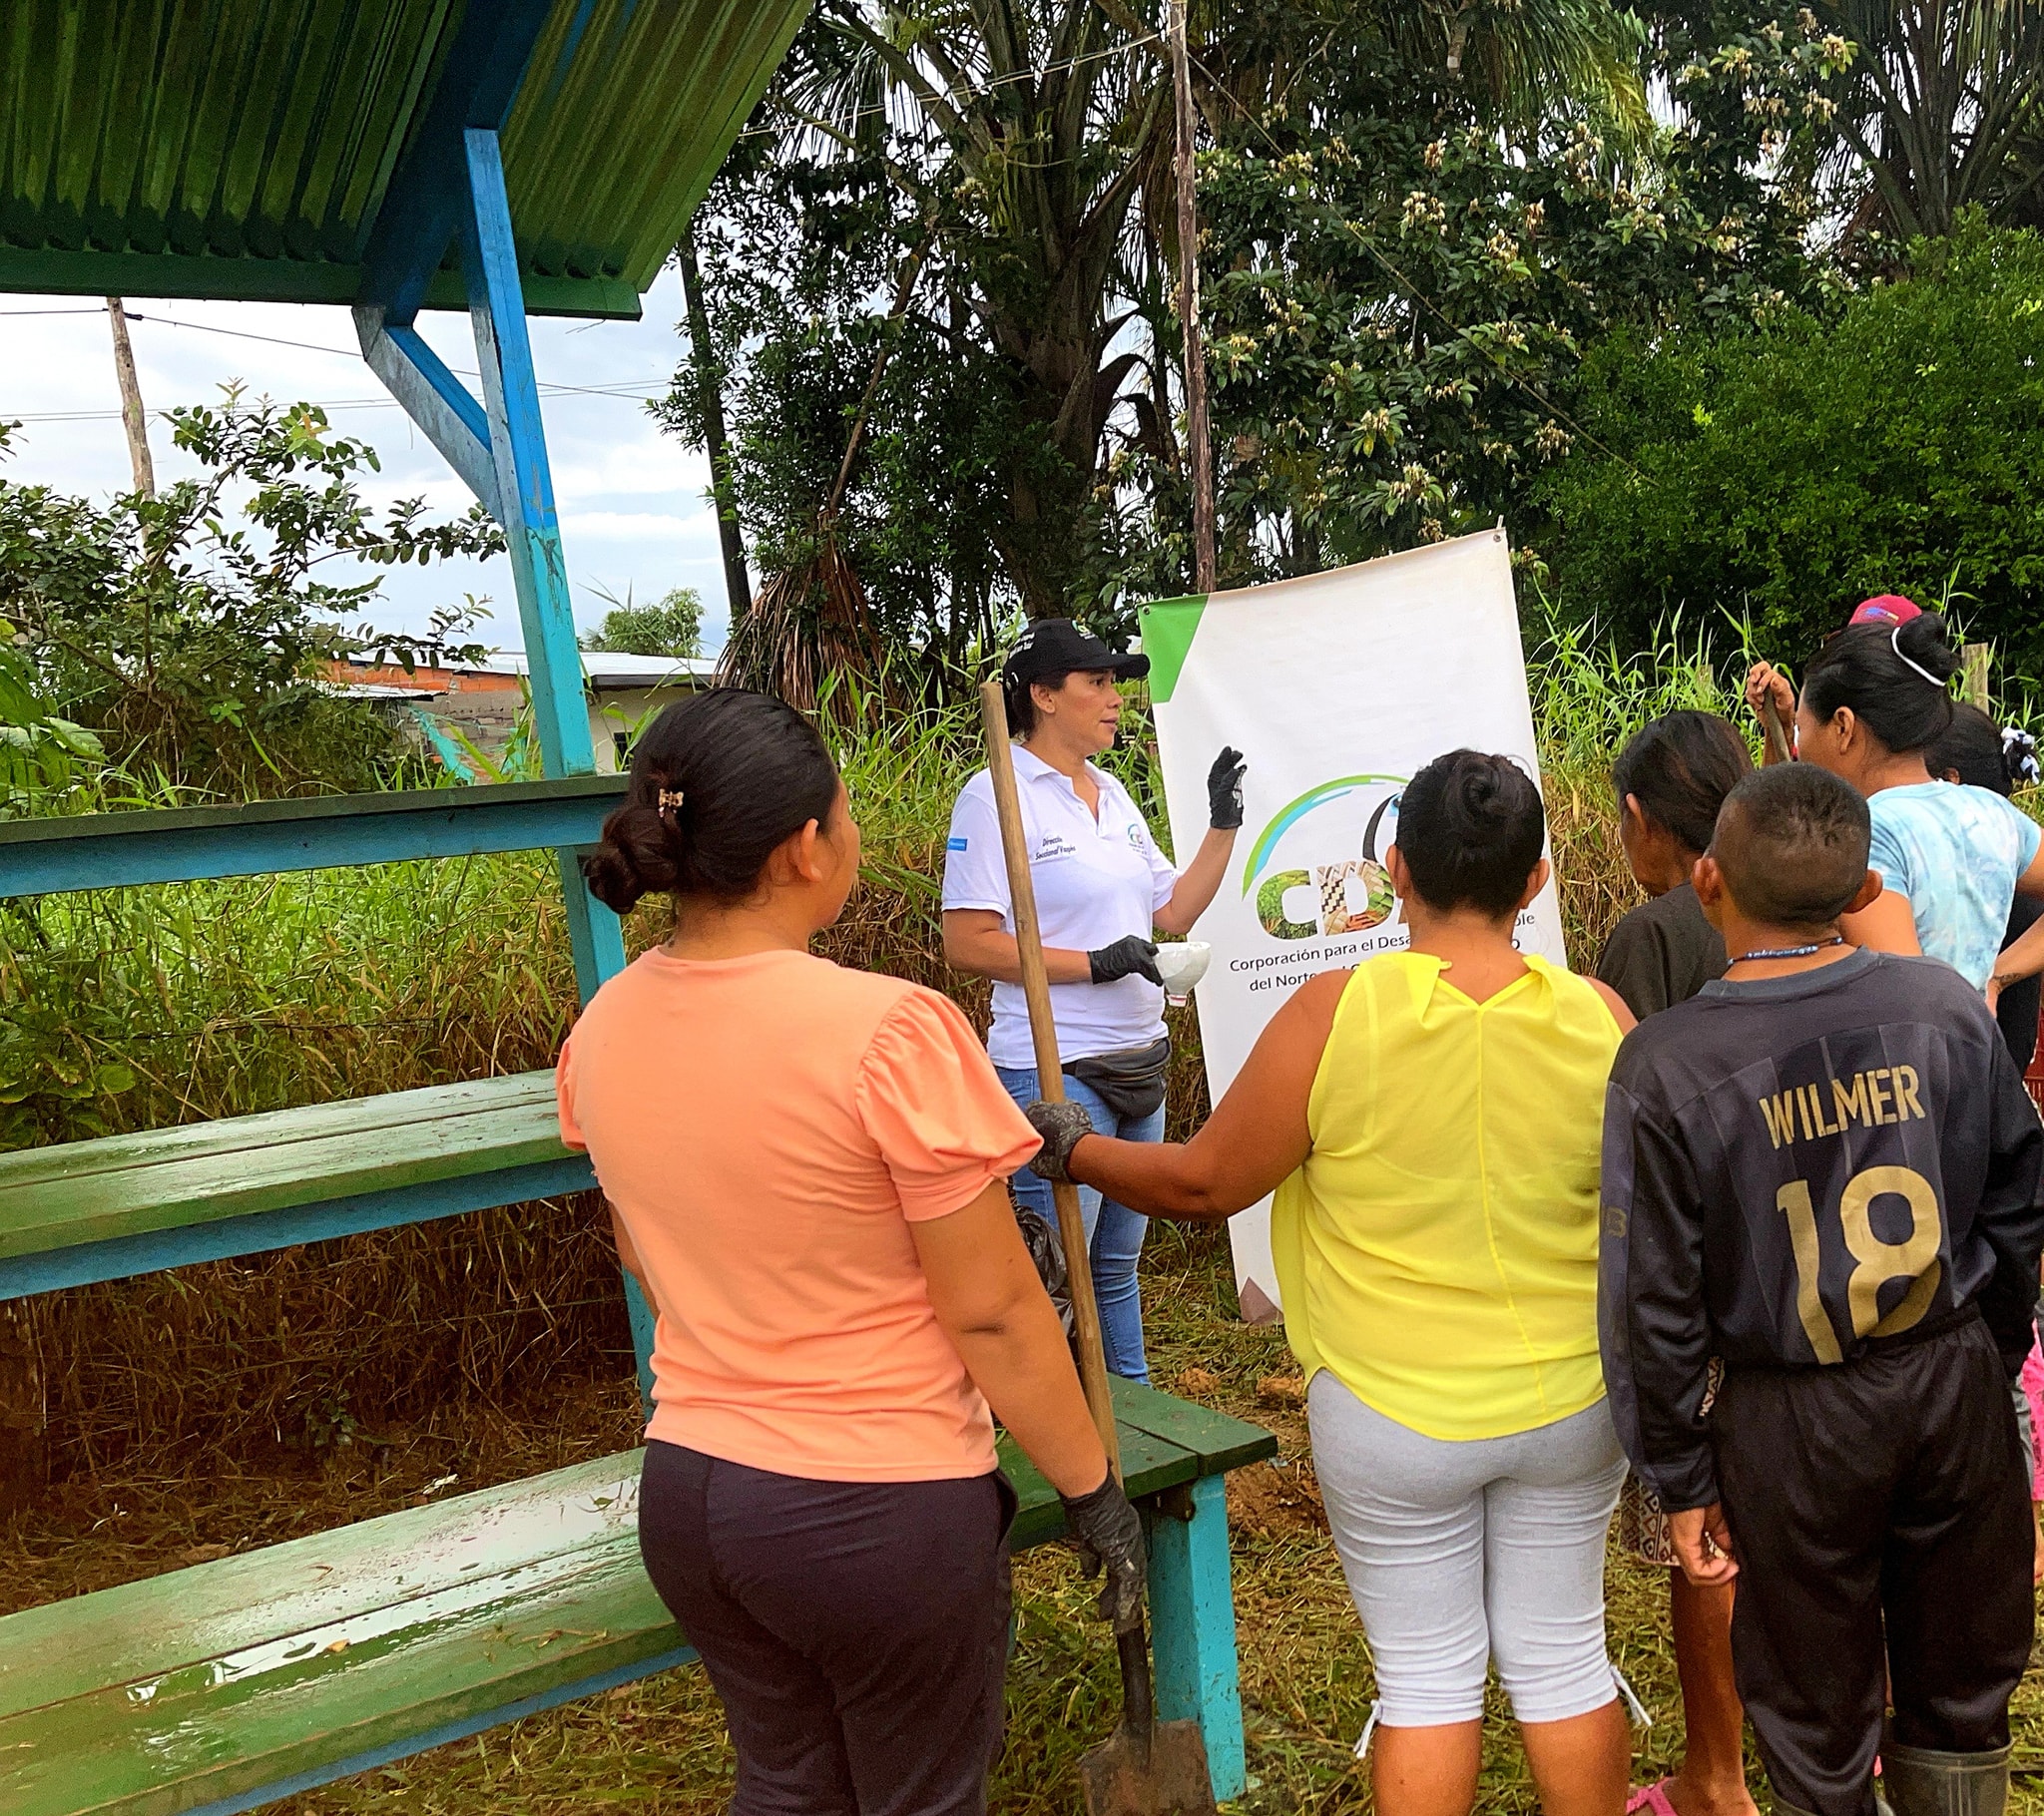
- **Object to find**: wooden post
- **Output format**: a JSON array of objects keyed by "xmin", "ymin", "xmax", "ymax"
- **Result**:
[
  {"xmin": 1169, "ymin": 0, "xmax": 1216, "ymax": 595},
  {"xmin": 978, "ymin": 681, "xmax": 1121, "ymax": 1471},
  {"xmin": 1963, "ymin": 643, "xmax": 1991, "ymax": 712},
  {"xmin": 1759, "ymin": 696, "xmax": 1792, "ymax": 765},
  {"xmin": 106, "ymin": 298, "xmax": 155, "ymax": 497},
  {"xmin": 677, "ymin": 225, "xmax": 753, "ymax": 626}
]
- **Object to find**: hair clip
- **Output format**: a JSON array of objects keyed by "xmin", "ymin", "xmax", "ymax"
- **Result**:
[
  {"xmin": 2003, "ymin": 726, "xmax": 2041, "ymax": 787},
  {"xmin": 657, "ymin": 786, "xmax": 686, "ymax": 819},
  {"xmin": 1889, "ymin": 623, "xmax": 1946, "ymax": 689}
]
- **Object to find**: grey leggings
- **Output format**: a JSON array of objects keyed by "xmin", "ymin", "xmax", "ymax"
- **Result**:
[{"xmin": 1309, "ymin": 1372, "xmax": 1627, "ymax": 1727}]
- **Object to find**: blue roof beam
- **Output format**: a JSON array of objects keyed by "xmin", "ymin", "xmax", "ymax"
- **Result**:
[
  {"xmin": 352, "ymin": 307, "xmax": 502, "ymax": 522},
  {"xmin": 357, "ymin": 0, "xmax": 557, "ymax": 326}
]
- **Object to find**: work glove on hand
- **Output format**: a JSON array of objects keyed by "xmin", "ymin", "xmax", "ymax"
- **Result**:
[
  {"xmin": 1060, "ymin": 1471, "xmax": 1148, "ymax": 1631},
  {"xmin": 1024, "ymin": 1100, "xmax": 1095, "ymax": 1181},
  {"xmin": 1088, "ymin": 933, "xmax": 1161, "ymax": 986},
  {"xmin": 1207, "ymin": 746, "xmax": 1248, "ymax": 830}
]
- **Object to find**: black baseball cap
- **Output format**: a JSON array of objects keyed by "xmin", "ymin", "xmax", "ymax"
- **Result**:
[{"xmin": 1001, "ymin": 618, "xmax": 1150, "ymax": 689}]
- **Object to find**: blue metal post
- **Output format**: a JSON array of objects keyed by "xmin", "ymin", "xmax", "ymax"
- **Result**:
[
  {"xmin": 1148, "ymin": 1474, "xmax": 1250, "ymax": 1800},
  {"xmin": 452, "ymin": 127, "xmax": 648, "ymax": 1411},
  {"xmin": 624, "ymin": 1275, "xmax": 659, "ymax": 1407},
  {"xmin": 457, "ymin": 126, "xmax": 628, "ymax": 1006}
]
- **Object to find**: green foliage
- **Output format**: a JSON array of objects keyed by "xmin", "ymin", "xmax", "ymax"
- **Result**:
[
  {"xmin": 0, "ymin": 829, "xmax": 570, "ymax": 1151},
  {"xmin": 659, "ymin": 82, "xmax": 1050, "ymax": 666},
  {"xmin": 1811, "ymin": 0, "xmax": 2044, "ymax": 251},
  {"xmin": 1540, "ymin": 215, "xmax": 2044, "ymax": 677},
  {"xmin": 1091, "ymin": 2, "xmax": 1848, "ymax": 602},
  {"xmin": 579, "ymin": 586, "xmax": 705, "ymax": 659},
  {"xmin": 0, "ymin": 621, "xmax": 103, "ymax": 816},
  {"xmin": 0, "ymin": 398, "xmax": 501, "ymax": 800}
]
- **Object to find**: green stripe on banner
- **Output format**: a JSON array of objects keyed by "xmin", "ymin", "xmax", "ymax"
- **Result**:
[{"xmin": 1137, "ymin": 595, "xmax": 1209, "ymax": 704}]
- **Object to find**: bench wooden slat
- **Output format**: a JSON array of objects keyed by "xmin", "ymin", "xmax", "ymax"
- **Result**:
[
  {"xmin": 0, "ymin": 1075, "xmax": 574, "ymax": 1261},
  {"xmin": 0, "ymin": 1076, "xmax": 558, "ymax": 1194},
  {"xmin": 0, "ymin": 1455, "xmax": 641, "ymax": 1722},
  {"xmin": 1105, "ymin": 1378, "xmax": 1282, "ymax": 1477},
  {"xmin": 0, "ymin": 1391, "xmax": 1277, "ymax": 1816},
  {"xmin": 6, "ymin": 1543, "xmax": 675, "ymax": 1816},
  {"xmin": 0, "ymin": 776, "xmax": 629, "ymax": 899}
]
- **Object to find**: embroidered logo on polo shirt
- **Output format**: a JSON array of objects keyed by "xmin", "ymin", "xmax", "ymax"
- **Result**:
[
  {"xmin": 947, "ymin": 836, "xmax": 968, "ymax": 851},
  {"xmin": 1034, "ymin": 833, "xmax": 1078, "ymax": 862}
]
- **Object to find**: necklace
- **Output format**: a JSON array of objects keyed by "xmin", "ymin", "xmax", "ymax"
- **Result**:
[{"xmin": 1731, "ymin": 936, "xmax": 1845, "ymax": 965}]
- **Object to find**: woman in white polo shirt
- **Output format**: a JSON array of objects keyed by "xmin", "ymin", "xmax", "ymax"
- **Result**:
[{"xmin": 942, "ymin": 619, "xmax": 1244, "ymax": 1381}]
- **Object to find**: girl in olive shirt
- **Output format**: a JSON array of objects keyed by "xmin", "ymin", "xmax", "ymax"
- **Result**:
[
  {"xmin": 1595, "ymin": 710, "xmax": 1757, "ymax": 1816},
  {"xmin": 1598, "ymin": 712, "xmax": 1752, "ymax": 1022}
]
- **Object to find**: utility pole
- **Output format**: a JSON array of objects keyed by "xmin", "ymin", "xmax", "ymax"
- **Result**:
[
  {"xmin": 1169, "ymin": 0, "xmax": 1216, "ymax": 594},
  {"xmin": 105, "ymin": 297, "xmax": 156, "ymax": 497},
  {"xmin": 677, "ymin": 227, "xmax": 753, "ymax": 624}
]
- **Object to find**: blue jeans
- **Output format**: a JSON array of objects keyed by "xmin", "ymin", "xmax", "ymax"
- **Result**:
[{"xmin": 995, "ymin": 1064, "xmax": 1163, "ymax": 1384}]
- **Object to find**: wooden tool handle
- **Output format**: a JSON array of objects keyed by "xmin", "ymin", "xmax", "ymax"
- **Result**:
[
  {"xmin": 1759, "ymin": 694, "xmax": 1792, "ymax": 766},
  {"xmin": 979, "ymin": 681, "xmax": 1122, "ymax": 1478}
]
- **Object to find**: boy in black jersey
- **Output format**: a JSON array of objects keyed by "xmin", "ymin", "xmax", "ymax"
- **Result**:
[{"xmin": 1600, "ymin": 763, "xmax": 2044, "ymax": 1816}]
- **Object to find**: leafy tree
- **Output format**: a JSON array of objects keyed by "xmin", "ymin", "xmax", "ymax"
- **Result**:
[
  {"xmin": 1810, "ymin": 0, "xmax": 2044, "ymax": 249},
  {"xmin": 1539, "ymin": 216, "xmax": 2044, "ymax": 677},
  {"xmin": 580, "ymin": 587, "xmax": 705, "ymax": 659},
  {"xmin": 0, "ymin": 621, "xmax": 102, "ymax": 817},
  {"xmin": 660, "ymin": 124, "xmax": 1034, "ymax": 669},
  {"xmin": 0, "ymin": 398, "xmax": 501, "ymax": 797},
  {"xmin": 1089, "ymin": 1, "xmax": 1849, "ymax": 604},
  {"xmin": 666, "ymin": 0, "xmax": 1654, "ymax": 650}
]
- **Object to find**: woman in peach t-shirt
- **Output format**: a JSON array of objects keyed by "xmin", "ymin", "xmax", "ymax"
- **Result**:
[{"xmin": 559, "ymin": 687, "xmax": 1140, "ymax": 1816}]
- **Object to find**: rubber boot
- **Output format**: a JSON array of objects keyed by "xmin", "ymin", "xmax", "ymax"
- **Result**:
[{"xmin": 1879, "ymin": 1729, "xmax": 2011, "ymax": 1816}]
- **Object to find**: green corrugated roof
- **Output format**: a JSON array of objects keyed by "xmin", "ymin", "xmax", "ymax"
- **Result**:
[{"xmin": 0, "ymin": 0, "xmax": 808, "ymax": 319}]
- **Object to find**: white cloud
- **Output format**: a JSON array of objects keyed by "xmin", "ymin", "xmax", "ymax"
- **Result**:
[{"xmin": 0, "ymin": 266, "xmax": 738, "ymax": 650}]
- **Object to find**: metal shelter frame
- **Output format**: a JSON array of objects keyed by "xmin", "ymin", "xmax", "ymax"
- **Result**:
[{"xmin": 0, "ymin": 4, "xmax": 1267, "ymax": 1806}]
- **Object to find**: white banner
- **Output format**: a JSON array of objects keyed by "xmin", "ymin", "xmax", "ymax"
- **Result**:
[{"xmin": 1141, "ymin": 528, "xmax": 1566, "ymax": 1320}]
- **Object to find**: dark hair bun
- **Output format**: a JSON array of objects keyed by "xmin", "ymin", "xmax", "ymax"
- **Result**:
[
  {"xmin": 1395, "ymin": 749, "xmax": 1546, "ymax": 917},
  {"xmin": 583, "ymin": 803, "xmax": 683, "ymax": 914},
  {"xmin": 579, "ymin": 688, "xmax": 840, "ymax": 916},
  {"xmin": 1802, "ymin": 609, "xmax": 1959, "ymax": 754},
  {"xmin": 1895, "ymin": 610, "xmax": 1961, "ymax": 682}
]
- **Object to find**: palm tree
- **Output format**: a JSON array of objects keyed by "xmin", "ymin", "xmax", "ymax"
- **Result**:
[
  {"xmin": 1816, "ymin": 0, "xmax": 2044, "ymax": 242},
  {"xmin": 754, "ymin": 0, "xmax": 1647, "ymax": 617}
]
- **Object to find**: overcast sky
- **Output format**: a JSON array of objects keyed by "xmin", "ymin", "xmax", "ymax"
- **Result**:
[{"xmin": 0, "ymin": 266, "xmax": 739, "ymax": 658}]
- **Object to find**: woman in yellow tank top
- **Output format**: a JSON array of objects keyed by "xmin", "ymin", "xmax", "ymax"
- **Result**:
[{"xmin": 1023, "ymin": 751, "xmax": 1638, "ymax": 1816}]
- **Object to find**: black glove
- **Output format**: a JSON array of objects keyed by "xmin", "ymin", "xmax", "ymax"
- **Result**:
[
  {"xmin": 1207, "ymin": 746, "xmax": 1247, "ymax": 830},
  {"xmin": 1024, "ymin": 1100, "xmax": 1095, "ymax": 1180},
  {"xmin": 1088, "ymin": 934, "xmax": 1161, "ymax": 986},
  {"xmin": 1060, "ymin": 1470, "xmax": 1148, "ymax": 1631}
]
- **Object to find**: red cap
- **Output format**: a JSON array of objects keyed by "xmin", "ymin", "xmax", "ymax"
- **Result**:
[{"xmin": 1848, "ymin": 594, "xmax": 1921, "ymax": 628}]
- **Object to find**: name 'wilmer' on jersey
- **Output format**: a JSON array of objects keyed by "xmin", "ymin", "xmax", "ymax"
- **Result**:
[{"xmin": 1758, "ymin": 1064, "xmax": 1927, "ymax": 1149}]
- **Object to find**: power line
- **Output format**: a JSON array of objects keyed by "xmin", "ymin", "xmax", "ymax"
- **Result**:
[
  {"xmin": 120, "ymin": 312, "xmax": 372, "ymax": 360},
  {"xmin": 5, "ymin": 380, "xmax": 666, "ymax": 425},
  {"xmin": 3, "ymin": 307, "xmax": 672, "ymax": 397}
]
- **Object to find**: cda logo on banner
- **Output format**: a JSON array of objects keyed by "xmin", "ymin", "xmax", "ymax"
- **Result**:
[{"xmin": 1242, "ymin": 774, "xmax": 1407, "ymax": 942}]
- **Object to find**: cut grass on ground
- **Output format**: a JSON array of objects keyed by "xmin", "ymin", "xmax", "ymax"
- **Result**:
[{"xmin": 11, "ymin": 1217, "xmax": 2044, "ymax": 1814}]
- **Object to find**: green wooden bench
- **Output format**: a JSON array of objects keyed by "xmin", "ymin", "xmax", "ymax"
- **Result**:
[
  {"xmin": 0, "ymin": 1073, "xmax": 593, "ymax": 1299},
  {"xmin": 0, "ymin": 8, "xmax": 1280, "ymax": 1809},
  {"xmin": 0, "ymin": 1383, "xmax": 1276, "ymax": 1816}
]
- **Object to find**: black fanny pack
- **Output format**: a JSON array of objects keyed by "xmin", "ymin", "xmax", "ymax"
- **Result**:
[{"xmin": 1065, "ymin": 1036, "xmax": 1172, "ymax": 1124}]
